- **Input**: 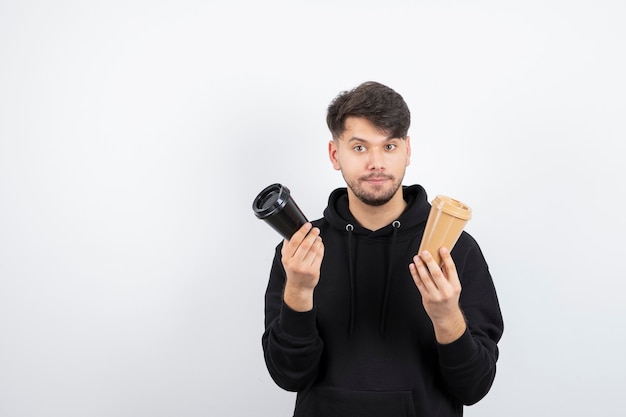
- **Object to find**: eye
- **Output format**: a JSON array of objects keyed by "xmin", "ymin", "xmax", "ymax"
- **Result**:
[
  {"xmin": 353, "ymin": 145, "xmax": 366, "ymax": 152},
  {"xmin": 385, "ymin": 143, "xmax": 397, "ymax": 151}
]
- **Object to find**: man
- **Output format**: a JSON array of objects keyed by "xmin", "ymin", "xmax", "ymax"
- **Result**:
[{"xmin": 262, "ymin": 81, "xmax": 503, "ymax": 416}]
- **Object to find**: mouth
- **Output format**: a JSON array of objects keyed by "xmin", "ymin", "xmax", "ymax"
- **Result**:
[{"xmin": 362, "ymin": 175, "xmax": 392, "ymax": 185}]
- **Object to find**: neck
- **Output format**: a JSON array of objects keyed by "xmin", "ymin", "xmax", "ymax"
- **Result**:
[{"xmin": 347, "ymin": 189, "xmax": 407, "ymax": 231}]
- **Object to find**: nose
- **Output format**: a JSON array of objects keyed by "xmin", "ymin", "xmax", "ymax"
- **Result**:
[{"xmin": 367, "ymin": 148, "xmax": 384, "ymax": 170}]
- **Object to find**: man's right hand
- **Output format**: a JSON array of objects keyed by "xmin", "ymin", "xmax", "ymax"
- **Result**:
[{"xmin": 281, "ymin": 222, "xmax": 324, "ymax": 312}]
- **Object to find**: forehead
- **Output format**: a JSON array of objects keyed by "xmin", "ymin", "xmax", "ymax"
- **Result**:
[{"xmin": 339, "ymin": 117, "xmax": 393, "ymax": 141}]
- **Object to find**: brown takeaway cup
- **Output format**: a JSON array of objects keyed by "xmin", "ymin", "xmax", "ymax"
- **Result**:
[{"xmin": 418, "ymin": 195, "xmax": 472, "ymax": 265}]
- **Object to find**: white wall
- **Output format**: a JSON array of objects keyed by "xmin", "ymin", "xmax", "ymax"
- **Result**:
[{"xmin": 1, "ymin": 1, "xmax": 625, "ymax": 416}]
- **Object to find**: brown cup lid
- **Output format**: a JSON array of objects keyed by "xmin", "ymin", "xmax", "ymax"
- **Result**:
[{"xmin": 431, "ymin": 195, "xmax": 472, "ymax": 220}]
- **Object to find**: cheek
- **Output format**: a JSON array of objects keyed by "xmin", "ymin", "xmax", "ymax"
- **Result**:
[
  {"xmin": 398, "ymin": 151, "xmax": 410, "ymax": 165},
  {"xmin": 335, "ymin": 153, "xmax": 357, "ymax": 170}
]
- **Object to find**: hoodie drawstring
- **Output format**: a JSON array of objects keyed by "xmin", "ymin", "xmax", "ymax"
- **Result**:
[
  {"xmin": 345, "ymin": 224, "xmax": 355, "ymax": 335},
  {"xmin": 345, "ymin": 221, "xmax": 401, "ymax": 335},
  {"xmin": 380, "ymin": 220, "xmax": 400, "ymax": 335}
]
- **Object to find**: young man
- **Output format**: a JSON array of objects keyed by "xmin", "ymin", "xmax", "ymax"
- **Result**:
[{"xmin": 262, "ymin": 81, "xmax": 504, "ymax": 417}]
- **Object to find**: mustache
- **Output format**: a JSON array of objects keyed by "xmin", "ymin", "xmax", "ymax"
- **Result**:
[{"xmin": 360, "ymin": 174, "xmax": 394, "ymax": 181}]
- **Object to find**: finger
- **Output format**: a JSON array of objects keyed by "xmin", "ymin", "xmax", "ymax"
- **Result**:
[
  {"xmin": 419, "ymin": 251, "xmax": 449, "ymax": 293},
  {"xmin": 293, "ymin": 227, "xmax": 321, "ymax": 263},
  {"xmin": 302, "ymin": 235, "xmax": 324, "ymax": 267},
  {"xmin": 309, "ymin": 237, "xmax": 325, "ymax": 268},
  {"xmin": 439, "ymin": 247, "xmax": 460, "ymax": 285},
  {"xmin": 420, "ymin": 250, "xmax": 446, "ymax": 285},
  {"xmin": 411, "ymin": 254, "xmax": 437, "ymax": 293},
  {"xmin": 282, "ymin": 223, "xmax": 313, "ymax": 257},
  {"xmin": 409, "ymin": 262, "xmax": 426, "ymax": 292}
]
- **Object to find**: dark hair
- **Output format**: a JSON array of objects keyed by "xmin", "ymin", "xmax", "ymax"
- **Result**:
[{"xmin": 326, "ymin": 81, "xmax": 411, "ymax": 140}]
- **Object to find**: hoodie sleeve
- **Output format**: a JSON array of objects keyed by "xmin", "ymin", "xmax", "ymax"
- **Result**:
[
  {"xmin": 261, "ymin": 244, "xmax": 324, "ymax": 392},
  {"xmin": 436, "ymin": 234, "xmax": 504, "ymax": 405}
]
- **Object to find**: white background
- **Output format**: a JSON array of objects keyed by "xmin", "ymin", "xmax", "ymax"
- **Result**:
[{"xmin": 1, "ymin": 1, "xmax": 625, "ymax": 416}]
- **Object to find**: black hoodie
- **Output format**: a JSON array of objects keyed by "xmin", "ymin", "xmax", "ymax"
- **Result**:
[{"xmin": 262, "ymin": 185, "xmax": 504, "ymax": 417}]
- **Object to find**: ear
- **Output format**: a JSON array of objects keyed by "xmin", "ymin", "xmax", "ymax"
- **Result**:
[
  {"xmin": 405, "ymin": 136, "xmax": 411, "ymax": 166},
  {"xmin": 328, "ymin": 140, "xmax": 341, "ymax": 171}
]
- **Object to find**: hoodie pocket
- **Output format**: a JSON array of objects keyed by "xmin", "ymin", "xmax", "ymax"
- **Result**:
[{"xmin": 297, "ymin": 386, "xmax": 417, "ymax": 417}]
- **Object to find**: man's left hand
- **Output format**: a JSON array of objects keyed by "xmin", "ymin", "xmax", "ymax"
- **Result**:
[{"xmin": 409, "ymin": 247, "xmax": 467, "ymax": 344}]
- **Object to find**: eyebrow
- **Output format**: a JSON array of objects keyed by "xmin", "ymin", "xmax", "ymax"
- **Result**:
[{"xmin": 346, "ymin": 135, "xmax": 397, "ymax": 143}]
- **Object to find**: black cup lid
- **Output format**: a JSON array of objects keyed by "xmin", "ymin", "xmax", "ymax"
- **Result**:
[{"xmin": 252, "ymin": 183, "xmax": 291, "ymax": 219}]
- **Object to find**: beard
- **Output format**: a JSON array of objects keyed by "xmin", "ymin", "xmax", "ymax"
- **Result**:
[{"xmin": 344, "ymin": 173, "xmax": 404, "ymax": 207}]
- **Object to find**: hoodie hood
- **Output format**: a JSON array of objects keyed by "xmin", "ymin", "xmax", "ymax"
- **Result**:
[
  {"xmin": 321, "ymin": 184, "xmax": 432, "ymax": 334},
  {"xmin": 323, "ymin": 184, "xmax": 432, "ymax": 237}
]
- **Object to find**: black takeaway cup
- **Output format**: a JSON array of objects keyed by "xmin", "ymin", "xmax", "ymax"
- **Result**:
[{"xmin": 252, "ymin": 183, "xmax": 308, "ymax": 240}]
